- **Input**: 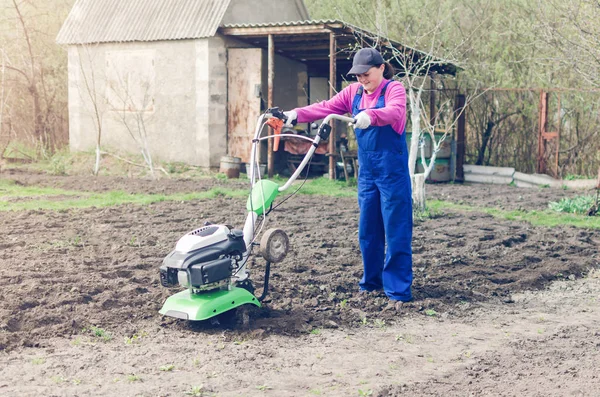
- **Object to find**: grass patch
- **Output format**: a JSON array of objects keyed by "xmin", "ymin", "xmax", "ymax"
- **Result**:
[
  {"xmin": 0, "ymin": 179, "xmax": 83, "ymax": 198},
  {"xmin": 0, "ymin": 175, "xmax": 357, "ymax": 212},
  {"xmin": 428, "ymin": 200, "xmax": 600, "ymax": 229},
  {"xmin": 0, "ymin": 179, "xmax": 248, "ymax": 212},
  {"xmin": 290, "ymin": 177, "xmax": 357, "ymax": 197}
]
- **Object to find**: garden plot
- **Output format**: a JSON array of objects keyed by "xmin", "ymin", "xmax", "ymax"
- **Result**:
[{"xmin": 0, "ymin": 172, "xmax": 598, "ymax": 396}]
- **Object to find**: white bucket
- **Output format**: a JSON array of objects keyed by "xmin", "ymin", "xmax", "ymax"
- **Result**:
[
  {"xmin": 246, "ymin": 163, "xmax": 266, "ymax": 179},
  {"xmin": 219, "ymin": 156, "xmax": 241, "ymax": 178}
]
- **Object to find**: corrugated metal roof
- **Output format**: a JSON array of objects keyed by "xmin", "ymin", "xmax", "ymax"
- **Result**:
[
  {"xmin": 56, "ymin": 0, "xmax": 232, "ymax": 44},
  {"xmin": 221, "ymin": 19, "xmax": 345, "ymax": 29}
]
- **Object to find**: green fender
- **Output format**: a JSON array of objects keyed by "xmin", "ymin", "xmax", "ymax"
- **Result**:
[
  {"xmin": 159, "ymin": 287, "xmax": 260, "ymax": 321},
  {"xmin": 247, "ymin": 179, "xmax": 280, "ymax": 216}
]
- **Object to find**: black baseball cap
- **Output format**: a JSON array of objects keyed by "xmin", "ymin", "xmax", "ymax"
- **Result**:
[{"xmin": 347, "ymin": 48, "xmax": 384, "ymax": 75}]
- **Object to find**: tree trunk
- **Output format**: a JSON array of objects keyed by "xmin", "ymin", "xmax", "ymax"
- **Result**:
[
  {"xmin": 408, "ymin": 89, "xmax": 421, "ymax": 178},
  {"xmin": 412, "ymin": 173, "xmax": 426, "ymax": 213},
  {"xmin": 94, "ymin": 144, "xmax": 101, "ymax": 176},
  {"xmin": 476, "ymin": 120, "xmax": 494, "ymax": 165}
]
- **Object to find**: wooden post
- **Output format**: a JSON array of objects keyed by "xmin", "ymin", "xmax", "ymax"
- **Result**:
[
  {"xmin": 267, "ymin": 34, "xmax": 275, "ymax": 178},
  {"xmin": 328, "ymin": 32, "xmax": 337, "ymax": 180},
  {"xmin": 537, "ymin": 91, "xmax": 548, "ymax": 174},
  {"xmin": 454, "ymin": 94, "xmax": 466, "ymax": 182},
  {"xmin": 429, "ymin": 75, "xmax": 436, "ymax": 126},
  {"xmin": 596, "ymin": 166, "xmax": 600, "ymax": 190},
  {"xmin": 554, "ymin": 93, "xmax": 561, "ymax": 177}
]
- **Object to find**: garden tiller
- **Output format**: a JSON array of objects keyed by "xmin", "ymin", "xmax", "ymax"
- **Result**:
[{"xmin": 159, "ymin": 108, "xmax": 356, "ymax": 322}]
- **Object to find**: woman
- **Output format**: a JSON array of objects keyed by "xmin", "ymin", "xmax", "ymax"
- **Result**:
[{"xmin": 285, "ymin": 47, "xmax": 413, "ymax": 310}]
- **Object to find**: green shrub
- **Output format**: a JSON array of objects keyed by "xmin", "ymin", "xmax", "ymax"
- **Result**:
[{"xmin": 548, "ymin": 195, "xmax": 596, "ymax": 215}]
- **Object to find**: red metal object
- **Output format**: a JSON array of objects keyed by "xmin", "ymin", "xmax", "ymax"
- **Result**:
[
  {"xmin": 537, "ymin": 91, "xmax": 561, "ymax": 177},
  {"xmin": 266, "ymin": 117, "xmax": 283, "ymax": 152}
]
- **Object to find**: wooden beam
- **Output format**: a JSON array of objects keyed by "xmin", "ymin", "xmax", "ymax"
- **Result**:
[
  {"xmin": 537, "ymin": 91, "xmax": 548, "ymax": 174},
  {"xmin": 429, "ymin": 75, "xmax": 436, "ymax": 126},
  {"xmin": 268, "ymin": 34, "xmax": 275, "ymax": 178},
  {"xmin": 220, "ymin": 24, "xmax": 342, "ymax": 36},
  {"xmin": 329, "ymin": 32, "xmax": 337, "ymax": 180},
  {"xmin": 454, "ymin": 94, "xmax": 466, "ymax": 182}
]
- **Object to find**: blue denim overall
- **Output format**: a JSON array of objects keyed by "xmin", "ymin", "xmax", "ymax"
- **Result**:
[{"xmin": 353, "ymin": 81, "xmax": 413, "ymax": 301}]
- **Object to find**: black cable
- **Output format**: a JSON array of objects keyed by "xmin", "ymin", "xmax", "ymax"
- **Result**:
[{"xmin": 266, "ymin": 155, "xmax": 314, "ymax": 214}]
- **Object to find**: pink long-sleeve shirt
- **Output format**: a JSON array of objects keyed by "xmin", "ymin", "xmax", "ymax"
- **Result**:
[{"xmin": 295, "ymin": 79, "xmax": 407, "ymax": 135}]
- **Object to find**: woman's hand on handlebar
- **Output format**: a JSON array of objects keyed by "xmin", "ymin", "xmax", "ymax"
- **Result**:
[{"xmin": 283, "ymin": 110, "xmax": 297, "ymax": 127}]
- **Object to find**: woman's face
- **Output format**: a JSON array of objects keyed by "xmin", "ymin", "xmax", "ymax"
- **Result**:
[{"xmin": 355, "ymin": 64, "xmax": 385, "ymax": 94}]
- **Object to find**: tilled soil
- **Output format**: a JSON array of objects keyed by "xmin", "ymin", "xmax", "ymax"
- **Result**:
[{"xmin": 0, "ymin": 171, "xmax": 599, "ymax": 396}]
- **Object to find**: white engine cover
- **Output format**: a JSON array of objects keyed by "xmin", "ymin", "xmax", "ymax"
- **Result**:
[{"xmin": 174, "ymin": 225, "xmax": 230, "ymax": 253}]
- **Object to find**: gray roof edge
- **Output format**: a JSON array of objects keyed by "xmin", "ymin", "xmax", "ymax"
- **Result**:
[{"xmin": 56, "ymin": 0, "xmax": 232, "ymax": 45}]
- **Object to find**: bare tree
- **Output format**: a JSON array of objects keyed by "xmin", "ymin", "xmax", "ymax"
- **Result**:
[
  {"xmin": 370, "ymin": 3, "xmax": 485, "ymax": 211},
  {"xmin": 107, "ymin": 66, "xmax": 163, "ymax": 178},
  {"xmin": 73, "ymin": 44, "xmax": 106, "ymax": 175},
  {"xmin": 536, "ymin": 0, "xmax": 600, "ymax": 88},
  {"xmin": 2, "ymin": 0, "xmax": 69, "ymax": 158},
  {"xmin": 0, "ymin": 48, "xmax": 10, "ymax": 158}
]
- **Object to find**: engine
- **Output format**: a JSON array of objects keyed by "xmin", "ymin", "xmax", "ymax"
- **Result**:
[{"xmin": 159, "ymin": 224, "xmax": 246, "ymax": 291}]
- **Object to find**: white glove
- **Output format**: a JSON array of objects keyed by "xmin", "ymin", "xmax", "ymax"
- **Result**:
[
  {"xmin": 354, "ymin": 111, "xmax": 371, "ymax": 129},
  {"xmin": 283, "ymin": 110, "xmax": 297, "ymax": 127}
]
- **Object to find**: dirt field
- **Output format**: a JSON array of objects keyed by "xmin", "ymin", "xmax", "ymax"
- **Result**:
[{"xmin": 0, "ymin": 170, "xmax": 599, "ymax": 396}]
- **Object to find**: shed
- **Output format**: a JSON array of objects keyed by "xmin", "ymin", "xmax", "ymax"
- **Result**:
[{"xmin": 57, "ymin": 0, "xmax": 458, "ymax": 176}]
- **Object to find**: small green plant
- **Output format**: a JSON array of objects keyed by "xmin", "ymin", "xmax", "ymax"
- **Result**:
[
  {"xmin": 424, "ymin": 309, "xmax": 438, "ymax": 316},
  {"xmin": 339, "ymin": 299, "xmax": 348, "ymax": 309},
  {"xmin": 186, "ymin": 385, "xmax": 205, "ymax": 396},
  {"xmin": 72, "ymin": 379, "xmax": 82, "ymax": 385},
  {"xmin": 360, "ymin": 316, "xmax": 368, "ymax": 325},
  {"xmin": 358, "ymin": 389, "xmax": 373, "ymax": 396},
  {"xmin": 309, "ymin": 389, "xmax": 322, "ymax": 395},
  {"xmin": 51, "ymin": 376, "xmax": 67, "ymax": 384},
  {"xmin": 310, "ymin": 328, "xmax": 322, "ymax": 335},
  {"xmin": 127, "ymin": 374, "xmax": 141, "ymax": 382},
  {"xmin": 549, "ymin": 195, "xmax": 596, "ymax": 215},
  {"xmin": 159, "ymin": 364, "xmax": 175, "ymax": 372},
  {"xmin": 87, "ymin": 326, "xmax": 112, "ymax": 341},
  {"xmin": 31, "ymin": 357, "xmax": 45, "ymax": 365},
  {"xmin": 256, "ymin": 384, "xmax": 272, "ymax": 391},
  {"xmin": 124, "ymin": 331, "xmax": 148, "ymax": 344},
  {"xmin": 48, "ymin": 152, "xmax": 70, "ymax": 175},
  {"xmin": 564, "ymin": 174, "xmax": 591, "ymax": 180},
  {"xmin": 373, "ymin": 319, "xmax": 386, "ymax": 328},
  {"xmin": 396, "ymin": 334, "xmax": 414, "ymax": 344}
]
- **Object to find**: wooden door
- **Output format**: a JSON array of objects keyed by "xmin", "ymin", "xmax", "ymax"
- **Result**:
[{"xmin": 227, "ymin": 48, "xmax": 262, "ymax": 163}]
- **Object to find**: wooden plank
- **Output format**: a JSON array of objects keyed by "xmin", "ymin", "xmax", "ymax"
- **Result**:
[
  {"xmin": 227, "ymin": 48, "xmax": 262, "ymax": 164},
  {"xmin": 454, "ymin": 94, "xmax": 466, "ymax": 182},
  {"xmin": 328, "ymin": 32, "xmax": 337, "ymax": 180},
  {"xmin": 267, "ymin": 34, "xmax": 275, "ymax": 178}
]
